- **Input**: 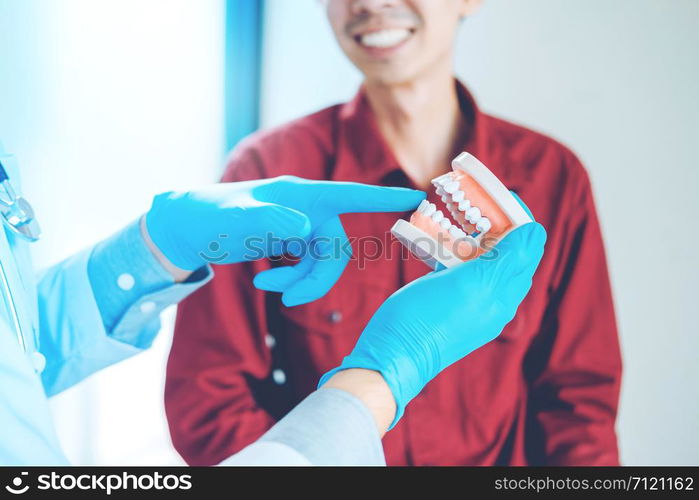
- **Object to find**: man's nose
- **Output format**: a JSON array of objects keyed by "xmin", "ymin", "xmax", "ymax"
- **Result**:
[{"xmin": 350, "ymin": 0, "xmax": 402, "ymax": 16}]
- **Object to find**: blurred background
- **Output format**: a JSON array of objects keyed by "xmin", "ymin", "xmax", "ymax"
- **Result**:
[{"xmin": 0, "ymin": 0, "xmax": 697, "ymax": 465}]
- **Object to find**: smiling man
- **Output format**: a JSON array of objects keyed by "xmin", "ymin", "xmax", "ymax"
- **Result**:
[{"xmin": 165, "ymin": 0, "xmax": 622, "ymax": 466}]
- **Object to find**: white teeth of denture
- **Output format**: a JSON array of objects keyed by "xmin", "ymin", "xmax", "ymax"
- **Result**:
[
  {"xmin": 449, "ymin": 226, "xmax": 467, "ymax": 239},
  {"xmin": 432, "ymin": 174, "xmax": 452, "ymax": 186},
  {"xmin": 421, "ymin": 174, "xmax": 491, "ymax": 242},
  {"xmin": 466, "ymin": 207, "xmax": 481, "ymax": 223},
  {"xmin": 444, "ymin": 181, "xmax": 460, "ymax": 194},
  {"xmin": 458, "ymin": 199, "xmax": 471, "ymax": 211},
  {"xmin": 431, "ymin": 210, "xmax": 444, "ymax": 223},
  {"xmin": 475, "ymin": 217, "xmax": 492, "ymax": 233}
]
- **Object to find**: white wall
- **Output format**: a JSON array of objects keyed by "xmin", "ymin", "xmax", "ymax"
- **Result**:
[
  {"xmin": 262, "ymin": 0, "xmax": 699, "ymax": 465},
  {"xmin": 0, "ymin": 0, "xmax": 225, "ymax": 464},
  {"xmin": 260, "ymin": 0, "xmax": 361, "ymax": 127}
]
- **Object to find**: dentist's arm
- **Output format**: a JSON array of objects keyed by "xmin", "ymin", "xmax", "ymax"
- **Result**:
[
  {"xmin": 220, "ymin": 369, "xmax": 393, "ymax": 466},
  {"xmin": 38, "ymin": 177, "xmax": 424, "ymax": 395},
  {"xmin": 221, "ymin": 222, "xmax": 546, "ymax": 465}
]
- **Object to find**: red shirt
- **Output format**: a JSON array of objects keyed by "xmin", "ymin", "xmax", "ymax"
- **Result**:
[{"xmin": 165, "ymin": 82, "xmax": 622, "ymax": 466}]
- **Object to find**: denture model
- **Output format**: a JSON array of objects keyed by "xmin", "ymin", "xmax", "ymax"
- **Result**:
[{"xmin": 391, "ymin": 152, "xmax": 532, "ymax": 269}]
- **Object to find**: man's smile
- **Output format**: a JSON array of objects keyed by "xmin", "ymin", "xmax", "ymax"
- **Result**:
[{"xmin": 355, "ymin": 27, "xmax": 415, "ymax": 49}]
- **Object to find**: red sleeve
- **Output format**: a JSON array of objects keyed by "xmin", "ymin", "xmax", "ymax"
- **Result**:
[
  {"xmin": 526, "ymin": 153, "xmax": 622, "ymax": 465},
  {"xmin": 164, "ymin": 124, "xmax": 332, "ymax": 465},
  {"xmin": 164, "ymin": 142, "xmax": 276, "ymax": 466}
]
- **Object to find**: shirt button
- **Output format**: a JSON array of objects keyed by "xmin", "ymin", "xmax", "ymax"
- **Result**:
[
  {"xmin": 272, "ymin": 369, "xmax": 286, "ymax": 385},
  {"xmin": 140, "ymin": 301, "xmax": 156, "ymax": 314},
  {"xmin": 117, "ymin": 273, "xmax": 135, "ymax": 291},
  {"xmin": 328, "ymin": 310, "xmax": 342, "ymax": 324},
  {"xmin": 31, "ymin": 351, "xmax": 46, "ymax": 373},
  {"xmin": 264, "ymin": 334, "xmax": 276, "ymax": 348}
]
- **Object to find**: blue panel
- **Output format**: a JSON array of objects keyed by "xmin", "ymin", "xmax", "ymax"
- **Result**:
[{"xmin": 225, "ymin": 0, "xmax": 265, "ymax": 152}]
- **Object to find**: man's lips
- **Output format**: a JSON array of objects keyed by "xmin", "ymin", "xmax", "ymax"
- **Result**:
[{"xmin": 353, "ymin": 27, "xmax": 416, "ymax": 50}]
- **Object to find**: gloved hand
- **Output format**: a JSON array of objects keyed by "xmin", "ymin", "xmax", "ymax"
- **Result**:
[
  {"xmin": 146, "ymin": 176, "xmax": 425, "ymax": 305},
  {"xmin": 319, "ymin": 221, "xmax": 547, "ymax": 428}
]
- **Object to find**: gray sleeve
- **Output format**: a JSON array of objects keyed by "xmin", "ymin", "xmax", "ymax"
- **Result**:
[{"xmin": 219, "ymin": 388, "xmax": 385, "ymax": 466}]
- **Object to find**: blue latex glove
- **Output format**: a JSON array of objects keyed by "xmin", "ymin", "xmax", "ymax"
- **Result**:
[
  {"xmin": 319, "ymin": 221, "xmax": 547, "ymax": 428},
  {"xmin": 146, "ymin": 176, "xmax": 425, "ymax": 305}
]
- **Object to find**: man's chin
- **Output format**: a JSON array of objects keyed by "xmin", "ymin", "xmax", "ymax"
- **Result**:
[{"xmin": 362, "ymin": 67, "xmax": 421, "ymax": 88}]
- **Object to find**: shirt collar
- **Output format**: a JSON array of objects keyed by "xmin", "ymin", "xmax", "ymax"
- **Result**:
[
  {"xmin": 333, "ymin": 79, "xmax": 499, "ymax": 186},
  {"xmin": 333, "ymin": 88, "xmax": 398, "ymax": 184},
  {"xmin": 456, "ymin": 82, "xmax": 522, "ymax": 190},
  {"xmin": 331, "ymin": 79, "xmax": 530, "ymax": 191}
]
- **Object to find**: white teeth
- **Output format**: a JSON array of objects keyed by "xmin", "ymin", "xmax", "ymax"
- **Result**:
[
  {"xmin": 431, "ymin": 210, "xmax": 444, "ymax": 223},
  {"xmin": 466, "ymin": 207, "xmax": 481, "ymax": 223},
  {"xmin": 475, "ymin": 217, "xmax": 492, "ymax": 233},
  {"xmin": 360, "ymin": 28, "xmax": 411, "ymax": 48},
  {"xmin": 432, "ymin": 174, "xmax": 452, "ymax": 186},
  {"xmin": 420, "ymin": 178, "xmax": 486, "ymax": 240},
  {"xmin": 444, "ymin": 181, "xmax": 460, "ymax": 194},
  {"xmin": 449, "ymin": 226, "xmax": 467, "ymax": 239}
]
